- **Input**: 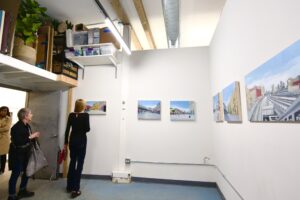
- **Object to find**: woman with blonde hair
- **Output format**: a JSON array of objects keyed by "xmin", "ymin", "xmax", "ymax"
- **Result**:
[
  {"xmin": 64, "ymin": 99, "xmax": 90, "ymax": 198},
  {"xmin": 0, "ymin": 106, "xmax": 12, "ymax": 174}
]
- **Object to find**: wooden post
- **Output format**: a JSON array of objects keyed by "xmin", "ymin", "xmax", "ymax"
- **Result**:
[{"xmin": 63, "ymin": 88, "xmax": 73, "ymax": 178}]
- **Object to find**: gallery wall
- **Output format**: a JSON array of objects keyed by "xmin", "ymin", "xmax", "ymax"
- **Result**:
[
  {"xmin": 72, "ymin": 66, "xmax": 123, "ymax": 175},
  {"xmin": 69, "ymin": 46, "xmax": 215, "ymax": 181},
  {"xmin": 122, "ymin": 47, "xmax": 215, "ymax": 181},
  {"xmin": 209, "ymin": 0, "xmax": 300, "ymax": 199}
]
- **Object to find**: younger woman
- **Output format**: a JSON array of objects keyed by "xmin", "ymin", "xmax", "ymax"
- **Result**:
[
  {"xmin": 64, "ymin": 99, "xmax": 90, "ymax": 198},
  {"xmin": 0, "ymin": 106, "xmax": 12, "ymax": 174}
]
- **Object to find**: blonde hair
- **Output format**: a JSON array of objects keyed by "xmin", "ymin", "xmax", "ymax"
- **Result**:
[{"xmin": 74, "ymin": 99, "xmax": 86, "ymax": 113}]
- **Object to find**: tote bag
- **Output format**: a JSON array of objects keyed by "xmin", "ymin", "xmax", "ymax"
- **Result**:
[{"xmin": 26, "ymin": 142, "xmax": 48, "ymax": 177}]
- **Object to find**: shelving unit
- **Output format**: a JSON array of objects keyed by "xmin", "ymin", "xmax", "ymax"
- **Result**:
[
  {"xmin": 0, "ymin": 53, "xmax": 77, "ymax": 91},
  {"xmin": 65, "ymin": 43, "xmax": 119, "ymax": 78}
]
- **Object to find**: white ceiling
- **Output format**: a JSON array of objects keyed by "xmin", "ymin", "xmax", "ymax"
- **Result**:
[{"xmin": 36, "ymin": 0, "xmax": 226, "ymax": 50}]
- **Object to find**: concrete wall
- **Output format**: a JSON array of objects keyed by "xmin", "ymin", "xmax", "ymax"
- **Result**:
[{"xmin": 28, "ymin": 91, "xmax": 61, "ymax": 179}]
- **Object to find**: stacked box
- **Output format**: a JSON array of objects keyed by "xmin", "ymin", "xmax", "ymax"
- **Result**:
[{"xmin": 52, "ymin": 61, "xmax": 78, "ymax": 80}]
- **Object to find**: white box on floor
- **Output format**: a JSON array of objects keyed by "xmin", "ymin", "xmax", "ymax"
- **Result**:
[{"xmin": 112, "ymin": 171, "xmax": 131, "ymax": 184}]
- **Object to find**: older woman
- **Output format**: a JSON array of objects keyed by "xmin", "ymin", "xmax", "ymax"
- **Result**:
[
  {"xmin": 0, "ymin": 106, "xmax": 12, "ymax": 174},
  {"xmin": 8, "ymin": 108, "xmax": 40, "ymax": 200}
]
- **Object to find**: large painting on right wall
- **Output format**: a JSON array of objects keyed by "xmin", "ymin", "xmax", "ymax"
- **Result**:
[{"xmin": 245, "ymin": 40, "xmax": 300, "ymax": 122}]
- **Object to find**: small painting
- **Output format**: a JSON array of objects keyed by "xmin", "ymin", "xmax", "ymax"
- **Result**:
[
  {"xmin": 222, "ymin": 82, "xmax": 242, "ymax": 122},
  {"xmin": 245, "ymin": 40, "xmax": 300, "ymax": 122},
  {"xmin": 170, "ymin": 101, "xmax": 195, "ymax": 121},
  {"xmin": 138, "ymin": 100, "xmax": 161, "ymax": 120},
  {"xmin": 213, "ymin": 93, "xmax": 224, "ymax": 122},
  {"xmin": 85, "ymin": 101, "xmax": 106, "ymax": 115}
]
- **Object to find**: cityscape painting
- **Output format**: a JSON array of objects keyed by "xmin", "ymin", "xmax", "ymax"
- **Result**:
[
  {"xmin": 245, "ymin": 40, "xmax": 300, "ymax": 122},
  {"xmin": 138, "ymin": 100, "xmax": 161, "ymax": 120},
  {"xmin": 170, "ymin": 101, "xmax": 195, "ymax": 121},
  {"xmin": 213, "ymin": 93, "xmax": 224, "ymax": 122},
  {"xmin": 222, "ymin": 82, "xmax": 242, "ymax": 122},
  {"xmin": 85, "ymin": 101, "xmax": 106, "ymax": 115}
]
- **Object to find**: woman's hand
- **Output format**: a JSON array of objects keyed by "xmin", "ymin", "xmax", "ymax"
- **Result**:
[{"xmin": 29, "ymin": 131, "xmax": 40, "ymax": 139}]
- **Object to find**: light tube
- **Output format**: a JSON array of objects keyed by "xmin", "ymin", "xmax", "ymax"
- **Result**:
[{"xmin": 105, "ymin": 18, "xmax": 131, "ymax": 55}]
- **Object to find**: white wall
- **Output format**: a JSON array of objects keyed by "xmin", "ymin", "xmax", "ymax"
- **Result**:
[
  {"xmin": 73, "ymin": 66, "xmax": 122, "ymax": 175},
  {"xmin": 72, "ymin": 47, "xmax": 215, "ymax": 182},
  {"xmin": 122, "ymin": 47, "xmax": 214, "ymax": 181},
  {"xmin": 210, "ymin": 0, "xmax": 300, "ymax": 199},
  {"xmin": 0, "ymin": 87, "xmax": 26, "ymax": 124}
]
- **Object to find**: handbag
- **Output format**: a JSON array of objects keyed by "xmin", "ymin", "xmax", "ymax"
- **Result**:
[{"xmin": 26, "ymin": 141, "xmax": 48, "ymax": 177}]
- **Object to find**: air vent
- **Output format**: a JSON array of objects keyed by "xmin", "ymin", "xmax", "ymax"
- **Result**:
[{"xmin": 162, "ymin": 0, "xmax": 180, "ymax": 48}]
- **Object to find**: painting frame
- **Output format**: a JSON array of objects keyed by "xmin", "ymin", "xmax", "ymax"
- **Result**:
[
  {"xmin": 138, "ymin": 100, "xmax": 161, "ymax": 120},
  {"xmin": 222, "ymin": 81, "xmax": 242, "ymax": 123},
  {"xmin": 213, "ymin": 92, "xmax": 224, "ymax": 122},
  {"xmin": 245, "ymin": 40, "xmax": 300, "ymax": 122},
  {"xmin": 170, "ymin": 100, "xmax": 196, "ymax": 121},
  {"xmin": 85, "ymin": 101, "xmax": 106, "ymax": 115}
]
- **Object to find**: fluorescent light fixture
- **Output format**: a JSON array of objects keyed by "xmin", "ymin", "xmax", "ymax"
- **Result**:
[
  {"xmin": 105, "ymin": 18, "xmax": 131, "ymax": 55},
  {"xmin": 94, "ymin": 0, "xmax": 131, "ymax": 55}
]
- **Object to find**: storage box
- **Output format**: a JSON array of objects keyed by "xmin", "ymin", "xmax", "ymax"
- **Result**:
[
  {"xmin": 88, "ymin": 28, "xmax": 100, "ymax": 44},
  {"xmin": 52, "ymin": 62, "xmax": 78, "ymax": 80},
  {"xmin": 100, "ymin": 27, "xmax": 120, "ymax": 49},
  {"xmin": 100, "ymin": 44, "xmax": 116, "ymax": 55},
  {"xmin": 73, "ymin": 31, "xmax": 88, "ymax": 46}
]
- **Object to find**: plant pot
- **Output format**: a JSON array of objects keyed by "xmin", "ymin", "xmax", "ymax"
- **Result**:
[{"xmin": 13, "ymin": 39, "xmax": 37, "ymax": 65}]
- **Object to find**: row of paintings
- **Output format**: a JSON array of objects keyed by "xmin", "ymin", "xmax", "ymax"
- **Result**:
[
  {"xmin": 84, "ymin": 100, "xmax": 196, "ymax": 121},
  {"xmin": 138, "ymin": 100, "xmax": 195, "ymax": 121},
  {"xmin": 213, "ymin": 39, "xmax": 300, "ymax": 122}
]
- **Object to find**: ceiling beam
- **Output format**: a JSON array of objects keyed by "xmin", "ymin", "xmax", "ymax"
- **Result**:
[
  {"xmin": 108, "ymin": 0, "xmax": 143, "ymax": 50},
  {"xmin": 132, "ymin": 0, "xmax": 156, "ymax": 49}
]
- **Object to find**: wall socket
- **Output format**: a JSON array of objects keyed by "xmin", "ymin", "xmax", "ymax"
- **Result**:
[{"xmin": 125, "ymin": 158, "xmax": 131, "ymax": 164}]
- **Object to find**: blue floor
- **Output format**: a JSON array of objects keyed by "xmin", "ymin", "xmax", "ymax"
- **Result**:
[{"xmin": 0, "ymin": 172, "xmax": 223, "ymax": 200}]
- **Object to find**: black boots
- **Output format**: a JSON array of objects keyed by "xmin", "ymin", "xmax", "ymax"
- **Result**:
[
  {"xmin": 7, "ymin": 196, "xmax": 19, "ymax": 200},
  {"xmin": 17, "ymin": 189, "xmax": 35, "ymax": 198}
]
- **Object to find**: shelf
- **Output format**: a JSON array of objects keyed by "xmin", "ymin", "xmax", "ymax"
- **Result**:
[
  {"xmin": 71, "ymin": 43, "xmax": 116, "ymax": 48},
  {"xmin": 66, "ymin": 54, "xmax": 118, "ymax": 67},
  {"xmin": 0, "ymin": 54, "xmax": 77, "ymax": 91},
  {"xmin": 66, "ymin": 43, "xmax": 119, "ymax": 68}
]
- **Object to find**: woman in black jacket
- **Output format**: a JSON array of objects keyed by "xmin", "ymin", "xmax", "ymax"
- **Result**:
[
  {"xmin": 8, "ymin": 108, "xmax": 40, "ymax": 200},
  {"xmin": 64, "ymin": 99, "xmax": 90, "ymax": 198}
]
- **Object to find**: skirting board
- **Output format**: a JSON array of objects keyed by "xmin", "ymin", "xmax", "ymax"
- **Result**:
[{"xmin": 131, "ymin": 177, "xmax": 216, "ymax": 187}]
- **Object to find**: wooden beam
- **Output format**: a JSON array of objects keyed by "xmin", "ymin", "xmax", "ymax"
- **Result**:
[
  {"xmin": 108, "ymin": 0, "xmax": 143, "ymax": 50},
  {"xmin": 133, "ymin": 0, "xmax": 156, "ymax": 49}
]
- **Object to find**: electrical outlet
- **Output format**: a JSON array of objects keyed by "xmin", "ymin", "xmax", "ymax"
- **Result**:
[{"xmin": 125, "ymin": 158, "xmax": 131, "ymax": 164}]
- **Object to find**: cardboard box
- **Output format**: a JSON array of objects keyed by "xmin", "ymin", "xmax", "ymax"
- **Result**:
[{"xmin": 100, "ymin": 27, "xmax": 120, "ymax": 49}]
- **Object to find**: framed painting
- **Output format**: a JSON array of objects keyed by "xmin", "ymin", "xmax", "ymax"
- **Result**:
[
  {"xmin": 170, "ymin": 101, "xmax": 195, "ymax": 121},
  {"xmin": 138, "ymin": 100, "xmax": 161, "ymax": 120},
  {"xmin": 85, "ymin": 101, "xmax": 106, "ymax": 115},
  {"xmin": 222, "ymin": 82, "xmax": 242, "ymax": 122},
  {"xmin": 213, "ymin": 93, "xmax": 224, "ymax": 122},
  {"xmin": 245, "ymin": 40, "xmax": 300, "ymax": 122}
]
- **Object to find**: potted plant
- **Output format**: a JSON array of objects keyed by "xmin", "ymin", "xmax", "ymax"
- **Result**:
[{"xmin": 13, "ymin": 0, "xmax": 47, "ymax": 65}]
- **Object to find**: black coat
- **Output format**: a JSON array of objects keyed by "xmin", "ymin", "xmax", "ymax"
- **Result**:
[{"xmin": 8, "ymin": 121, "xmax": 34, "ymax": 170}]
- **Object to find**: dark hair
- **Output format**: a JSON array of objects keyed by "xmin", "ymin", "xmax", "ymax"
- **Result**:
[
  {"xmin": 0, "ymin": 106, "xmax": 10, "ymax": 117},
  {"xmin": 17, "ymin": 108, "xmax": 31, "ymax": 121}
]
